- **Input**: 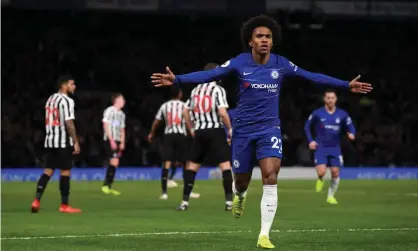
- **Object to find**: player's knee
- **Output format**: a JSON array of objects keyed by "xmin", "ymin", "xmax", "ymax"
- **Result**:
[
  {"xmin": 44, "ymin": 169, "xmax": 54, "ymax": 177},
  {"xmin": 331, "ymin": 168, "xmax": 340, "ymax": 178},
  {"xmin": 110, "ymin": 158, "xmax": 119, "ymax": 167},
  {"xmin": 262, "ymin": 171, "xmax": 277, "ymax": 185},
  {"xmin": 316, "ymin": 166, "xmax": 326, "ymax": 177},
  {"xmin": 187, "ymin": 161, "xmax": 200, "ymax": 172},
  {"xmin": 163, "ymin": 161, "xmax": 171, "ymax": 169},
  {"xmin": 218, "ymin": 161, "xmax": 231, "ymax": 171},
  {"xmin": 60, "ymin": 169, "xmax": 71, "ymax": 176}
]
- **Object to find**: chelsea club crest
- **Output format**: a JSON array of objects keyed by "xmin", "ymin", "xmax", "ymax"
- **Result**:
[{"xmin": 271, "ymin": 70, "xmax": 279, "ymax": 79}]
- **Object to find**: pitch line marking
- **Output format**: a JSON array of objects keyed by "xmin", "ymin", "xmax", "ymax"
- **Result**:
[{"xmin": 2, "ymin": 228, "xmax": 418, "ymax": 241}]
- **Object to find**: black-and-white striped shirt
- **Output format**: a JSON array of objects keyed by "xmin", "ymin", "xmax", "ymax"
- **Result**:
[
  {"xmin": 44, "ymin": 93, "xmax": 75, "ymax": 148},
  {"xmin": 156, "ymin": 100, "xmax": 187, "ymax": 135},
  {"xmin": 185, "ymin": 81, "xmax": 228, "ymax": 131},
  {"xmin": 102, "ymin": 106, "xmax": 126, "ymax": 142}
]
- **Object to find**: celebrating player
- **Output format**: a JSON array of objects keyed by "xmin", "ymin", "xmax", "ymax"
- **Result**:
[
  {"xmin": 304, "ymin": 89, "xmax": 356, "ymax": 204},
  {"xmin": 101, "ymin": 93, "xmax": 126, "ymax": 195},
  {"xmin": 177, "ymin": 63, "xmax": 234, "ymax": 211},
  {"xmin": 31, "ymin": 75, "xmax": 81, "ymax": 214},
  {"xmin": 151, "ymin": 15, "xmax": 372, "ymax": 249},
  {"xmin": 148, "ymin": 87, "xmax": 190, "ymax": 199}
]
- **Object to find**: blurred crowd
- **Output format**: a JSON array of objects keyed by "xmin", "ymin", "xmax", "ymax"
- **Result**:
[{"xmin": 2, "ymin": 9, "xmax": 418, "ymax": 167}]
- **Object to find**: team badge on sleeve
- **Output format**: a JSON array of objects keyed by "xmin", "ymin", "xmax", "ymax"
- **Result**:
[
  {"xmin": 221, "ymin": 60, "xmax": 230, "ymax": 67},
  {"xmin": 289, "ymin": 61, "xmax": 298, "ymax": 72}
]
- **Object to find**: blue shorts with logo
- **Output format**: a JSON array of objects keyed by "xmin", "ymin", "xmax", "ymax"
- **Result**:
[
  {"xmin": 231, "ymin": 127, "xmax": 282, "ymax": 174},
  {"xmin": 314, "ymin": 147, "xmax": 343, "ymax": 168}
]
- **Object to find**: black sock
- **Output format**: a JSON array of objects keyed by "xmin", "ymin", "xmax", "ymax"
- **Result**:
[
  {"xmin": 60, "ymin": 175, "xmax": 70, "ymax": 205},
  {"xmin": 182, "ymin": 170, "xmax": 197, "ymax": 202},
  {"xmin": 161, "ymin": 168, "xmax": 169, "ymax": 194},
  {"xmin": 35, "ymin": 174, "xmax": 51, "ymax": 201},
  {"xmin": 318, "ymin": 176, "xmax": 324, "ymax": 181},
  {"xmin": 222, "ymin": 170, "xmax": 233, "ymax": 202},
  {"xmin": 169, "ymin": 166, "xmax": 177, "ymax": 180},
  {"xmin": 104, "ymin": 165, "xmax": 116, "ymax": 188}
]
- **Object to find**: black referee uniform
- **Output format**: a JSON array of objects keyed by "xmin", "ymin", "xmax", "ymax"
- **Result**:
[
  {"xmin": 186, "ymin": 81, "xmax": 230, "ymax": 165},
  {"xmin": 156, "ymin": 100, "xmax": 189, "ymax": 163},
  {"xmin": 44, "ymin": 93, "xmax": 76, "ymax": 170}
]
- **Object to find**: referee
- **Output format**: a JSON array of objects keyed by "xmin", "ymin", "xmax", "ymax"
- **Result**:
[
  {"xmin": 31, "ymin": 75, "xmax": 81, "ymax": 214},
  {"xmin": 148, "ymin": 87, "xmax": 190, "ymax": 200},
  {"xmin": 177, "ymin": 63, "xmax": 234, "ymax": 211},
  {"xmin": 101, "ymin": 93, "xmax": 126, "ymax": 195}
]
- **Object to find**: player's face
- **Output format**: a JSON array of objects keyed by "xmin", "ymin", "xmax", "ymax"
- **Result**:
[
  {"xmin": 324, "ymin": 92, "xmax": 337, "ymax": 108},
  {"xmin": 249, "ymin": 27, "xmax": 273, "ymax": 56},
  {"xmin": 66, "ymin": 80, "xmax": 76, "ymax": 94},
  {"xmin": 116, "ymin": 96, "xmax": 125, "ymax": 108}
]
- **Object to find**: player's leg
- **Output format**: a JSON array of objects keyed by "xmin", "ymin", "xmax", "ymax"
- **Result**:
[
  {"xmin": 314, "ymin": 151, "xmax": 327, "ymax": 192},
  {"xmin": 327, "ymin": 155, "xmax": 343, "ymax": 204},
  {"xmin": 31, "ymin": 166, "xmax": 54, "ymax": 213},
  {"xmin": 159, "ymin": 137, "xmax": 174, "ymax": 199},
  {"xmin": 110, "ymin": 157, "xmax": 122, "ymax": 195},
  {"xmin": 231, "ymin": 133, "xmax": 254, "ymax": 218},
  {"xmin": 160, "ymin": 160, "xmax": 171, "ymax": 199},
  {"xmin": 212, "ymin": 129, "xmax": 234, "ymax": 210},
  {"xmin": 177, "ymin": 161, "xmax": 201, "ymax": 210},
  {"xmin": 102, "ymin": 141, "xmax": 121, "ymax": 195},
  {"xmin": 255, "ymin": 128, "xmax": 283, "ymax": 249},
  {"xmin": 218, "ymin": 161, "xmax": 233, "ymax": 211},
  {"xmin": 177, "ymin": 133, "xmax": 205, "ymax": 210},
  {"xmin": 58, "ymin": 148, "xmax": 81, "ymax": 213},
  {"xmin": 102, "ymin": 156, "xmax": 120, "ymax": 194},
  {"xmin": 167, "ymin": 163, "xmax": 178, "ymax": 188}
]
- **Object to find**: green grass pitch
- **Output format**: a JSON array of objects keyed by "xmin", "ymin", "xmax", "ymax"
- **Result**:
[{"xmin": 2, "ymin": 180, "xmax": 418, "ymax": 250}]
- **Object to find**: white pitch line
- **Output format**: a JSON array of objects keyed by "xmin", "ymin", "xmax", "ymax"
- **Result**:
[{"xmin": 2, "ymin": 228, "xmax": 418, "ymax": 241}]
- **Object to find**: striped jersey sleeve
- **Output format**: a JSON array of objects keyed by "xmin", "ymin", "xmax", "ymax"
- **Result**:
[
  {"xmin": 214, "ymin": 85, "xmax": 229, "ymax": 108},
  {"xmin": 102, "ymin": 107, "xmax": 113, "ymax": 123},
  {"xmin": 102, "ymin": 106, "xmax": 126, "ymax": 142},
  {"xmin": 120, "ymin": 112, "xmax": 126, "ymax": 128},
  {"xmin": 63, "ymin": 99, "xmax": 75, "ymax": 121},
  {"xmin": 155, "ymin": 103, "xmax": 166, "ymax": 120}
]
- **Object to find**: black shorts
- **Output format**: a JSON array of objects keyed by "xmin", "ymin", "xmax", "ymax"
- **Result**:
[
  {"xmin": 160, "ymin": 134, "xmax": 189, "ymax": 162},
  {"xmin": 190, "ymin": 128, "xmax": 230, "ymax": 165},
  {"xmin": 104, "ymin": 140, "xmax": 122, "ymax": 159},
  {"xmin": 44, "ymin": 147, "xmax": 73, "ymax": 170}
]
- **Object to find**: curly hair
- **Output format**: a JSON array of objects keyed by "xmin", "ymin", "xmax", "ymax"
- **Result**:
[{"xmin": 240, "ymin": 15, "xmax": 281, "ymax": 51}]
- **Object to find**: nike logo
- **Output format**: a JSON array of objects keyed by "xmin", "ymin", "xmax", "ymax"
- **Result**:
[
  {"xmin": 243, "ymin": 72, "xmax": 253, "ymax": 75},
  {"xmin": 320, "ymin": 119, "xmax": 326, "ymax": 121}
]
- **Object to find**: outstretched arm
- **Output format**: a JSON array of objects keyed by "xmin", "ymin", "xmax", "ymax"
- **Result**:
[
  {"xmin": 151, "ymin": 59, "xmax": 237, "ymax": 87},
  {"xmin": 283, "ymin": 58, "xmax": 372, "ymax": 93},
  {"xmin": 344, "ymin": 115, "xmax": 356, "ymax": 140},
  {"xmin": 304, "ymin": 114, "xmax": 315, "ymax": 143}
]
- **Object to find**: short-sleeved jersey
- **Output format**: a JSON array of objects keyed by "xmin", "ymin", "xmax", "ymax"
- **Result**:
[
  {"xmin": 44, "ymin": 93, "xmax": 75, "ymax": 148},
  {"xmin": 174, "ymin": 53, "xmax": 349, "ymax": 134},
  {"xmin": 102, "ymin": 106, "xmax": 126, "ymax": 142},
  {"xmin": 304, "ymin": 107, "xmax": 356, "ymax": 148},
  {"xmin": 156, "ymin": 100, "xmax": 187, "ymax": 135},
  {"xmin": 185, "ymin": 81, "xmax": 229, "ymax": 131}
]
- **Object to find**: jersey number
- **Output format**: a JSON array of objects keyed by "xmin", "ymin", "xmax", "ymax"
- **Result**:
[
  {"xmin": 193, "ymin": 95, "xmax": 212, "ymax": 113},
  {"xmin": 45, "ymin": 107, "xmax": 60, "ymax": 126},
  {"xmin": 167, "ymin": 112, "xmax": 181, "ymax": 126},
  {"xmin": 271, "ymin": 136, "xmax": 282, "ymax": 153}
]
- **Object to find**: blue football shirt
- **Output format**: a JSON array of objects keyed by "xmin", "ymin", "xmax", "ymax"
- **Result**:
[
  {"xmin": 174, "ymin": 53, "xmax": 350, "ymax": 134},
  {"xmin": 304, "ymin": 107, "xmax": 356, "ymax": 149}
]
